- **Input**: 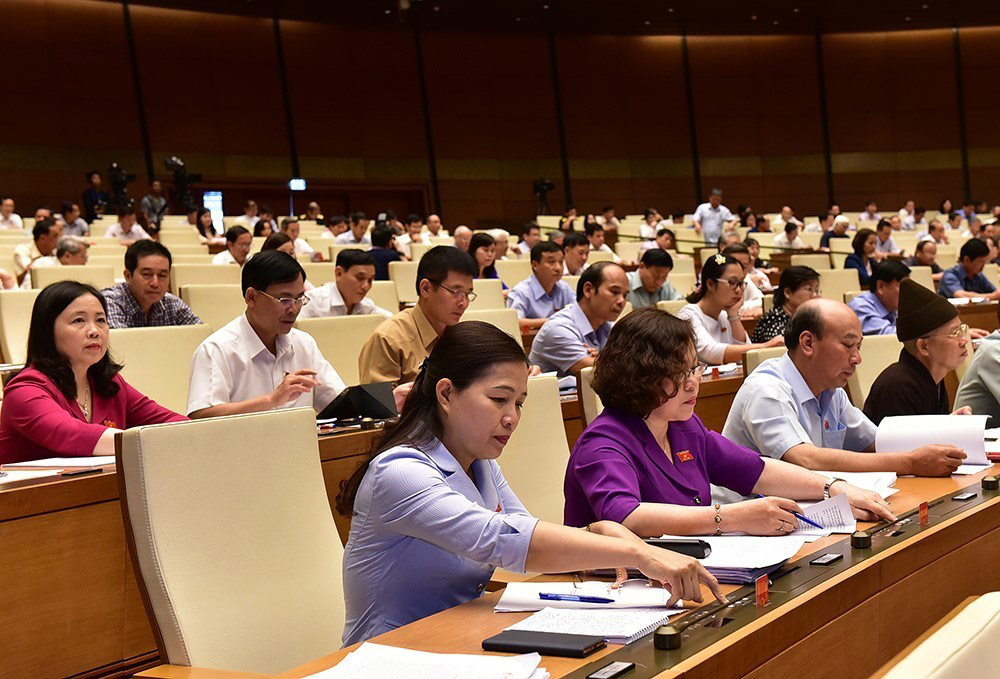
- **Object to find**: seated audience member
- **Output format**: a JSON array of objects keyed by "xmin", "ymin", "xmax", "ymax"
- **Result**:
[
  {"xmin": 819, "ymin": 215, "xmax": 850, "ymax": 249},
  {"xmin": 946, "ymin": 211, "xmax": 964, "ymax": 233},
  {"xmin": 34, "ymin": 205, "xmax": 52, "ymax": 223},
  {"xmin": 425, "ymin": 213, "xmax": 445, "ymax": 237},
  {"xmin": 187, "ymin": 251, "xmax": 345, "ymax": 418},
  {"xmin": 847, "ymin": 260, "xmax": 910, "ymax": 335},
  {"xmin": 564, "ymin": 308, "xmax": 892, "ymax": 533},
  {"xmin": 903, "ymin": 240, "xmax": 943, "ymax": 282},
  {"xmin": 256, "ymin": 204, "xmax": 278, "ymax": 234},
  {"xmin": 260, "ymin": 232, "xmax": 295, "ymax": 256},
  {"xmin": 280, "ymin": 216, "xmax": 323, "ymax": 261},
  {"xmin": 938, "ymin": 238, "xmax": 999, "ymax": 300},
  {"xmin": 60, "ymin": 201, "xmax": 90, "ymax": 237},
  {"xmin": 805, "ymin": 211, "xmax": 834, "ymax": 234},
  {"xmin": 585, "ymin": 222, "xmax": 621, "ymax": 263},
  {"xmin": 0, "ymin": 281, "xmax": 186, "ymax": 464},
  {"xmin": 902, "ymin": 206, "xmax": 927, "ymax": 230},
  {"xmin": 562, "ymin": 232, "xmax": 590, "ymax": 275},
  {"xmin": 873, "ymin": 219, "xmax": 900, "ymax": 259},
  {"xmin": 677, "ymin": 254, "xmax": 783, "ymax": 364},
  {"xmin": 468, "ymin": 232, "xmax": 503, "ymax": 284},
  {"xmin": 723, "ymin": 298, "xmax": 966, "ymax": 476},
  {"xmin": 103, "ymin": 241, "xmax": 201, "ymax": 328},
  {"xmin": 300, "ymin": 249, "xmax": 392, "ymax": 320},
  {"xmin": 0, "ymin": 196, "xmax": 23, "ymax": 230},
  {"xmin": 233, "ymin": 200, "xmax": 259, "ymax": 229},
  {"xmin": 211, "ymin": 226, "xmax": 252, "ymax": 266},
  {"xmin": 395, "ymin": 214, "xmax": 426, "ymax": 259},
  {"xmin": 717, "ymin": 231, "xmax": 742, "ymax": 249},
  {"xmin": 743, "ymin": 237, "xmax": 775, "ymax": 287},
  {"xmin": 627, "ymin": 249, "xmax": 685, "ymax": 308},
  {"xmin": 369, "ymin": 224, "xmax": 402, "ymax": 280},
  {"xmin": 558, "ymin": 205, "xmax": 577, "ymax": 231},
  {"xmin": 321, "ymin": 214, "xmax": 348, "ymax": 239},
  {"xmin": 15, "ymin": 217, "xmax": 62, "ymax": 285},
  {"xmin": 529, "ymin": 262, "xmax": 626, "ymax": 378},
  {"xmin": 640, "ymin": 227, "xmax": 677, "ymax": 253},
  {"xmin": 962, "ymin": 216, "xmax": 983, "ymax": 239},
  {"xmin": 955, "ymin": 305, "xmax": 1000, "ymax": 424},
  {"xmin": 507, "ymin": 241, "xmax": 575, "ymax": 330},
  {"xmin": 253, "ymin": 220, "xmax": 273, "ymax": 238},
  {"xmin": 919, "ymin": 219, "xmax": 948, "ymax": 245},
  {"xmin": 452, "ymin": 225, "xmax": 473, "ymax": 251},
  {"xmin": 640, "ymin": 208, "xmax": 661, "ymax": 240},
  {"xmin": 195, "ymin": 207, "xmax": 225, "ymax": 244},
  {"xmin": 596, "ymin": 204, "xmax": 620, "ymax": 232},
  {"xmin": 548, "ymin": 229, "xmax": 565, "ymax": 246},
  {"xmin": 359, "ymin": 246, "xmax": 476, "ymax": 384},
  {"xmin": 864, "ymin": 279, "xmax": 970, "ymax": 425},
  {"xmin": 340, "ymin": 321, "xmax": 723, "ymax": 645},
  {"xmin": 32, "ymin": 236, "xmax": 90, "ymax": 268},
  {"xmin": 859, "ymin": 200, "xmax": 881, "ymax": 222},
  {"xmin": 299, "ymin": 201, "xmax": 323, "ymax": 222},
  {"xmin": 105, "ymin": 206, "xmax": 151, "ymax": 243},
  {"xmin": 487, "ymin": 228, "xmax": 511, "ymax": 260},
  {"xmin": 517, "ymin": 222, "xmax": 541, "ymax": 257},
  {"xmin": 844, "ymin": 228, "xmax": 878, "ymax": 287},
  {"xmin": 721, "ymin": 243, "xmax": 765, "ymax": 317},
  {"xmin": 772, "ymin": 222, "xmax": 805, "ymax": 249},
  {"xmin": 750, "ymin": 266, "xmax": 820, "ymax": 343},
  {"xmin": 334, "ymin": 212, "xmax": 372, "ymax": 245}
]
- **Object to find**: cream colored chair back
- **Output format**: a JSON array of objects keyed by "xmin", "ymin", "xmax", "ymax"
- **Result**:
[
  {"xmin": 936, "ymin": 244, "xmax": 958, "ymax": 268},
  {"xmin": 461, "ymin": 308, "xmax": 521, "ymax": 342},
  {"xmin": 500, "ymin": 375, "xmax": 571, "ymax": 524},
  {"xmin": 179, "ymin": 284, "xmax": 245, "ymax": 330},
  {"xmin": 656, "ymin": 299, "xmax": 688, "ymax": 315},
  {"xmin": 0, "ymin": 289, "xmax": 39, "ymax": 363},
  {"xmin": 171, "ymin": 254, "xmax": 215, "ymax": 265},
  {"xmin": 790, "ymin": 253, "xmax": 832, "ymax": 270},
  {"xmin": 578, "ymin": 366, "xmax": 604, "ymax": 426},
  {"xmin": 588, "ymin": 250, "xmax": 613, "ymax": 264},
  {"xmin": 908, "ymin": 266, "xmax": 935, "ymax": 291},
  {"xmin": 671, "ymin": 257, "xmax": 695, "ymax": 276},
  {"xmin": 984, "ymin": 263, "xmax": 1000, "ymax": 288},
  {"xmin": 669, "ymin": 273, "xmax": 697, "ymax": 295},
  {"xmin": 31, "ymin": 265, "xmax": 115, "ymax": 290},
  {"xmin": 762, "ymin": 294, "xmax": 774, "ymax": 313},
  {"xmin": 495, "ymin": 259, "xmax": 533, "ymax": 287},
  {"xmin": 85, "ymin": 254, "xmax": 125, "ymax": 269},
  {"xmin": 328, "ymin": 243, "xmax": 371, "ymax": 263},
  {"xmin": 469, "ymin": 278, "xmax": 504, "ymax": 310},
  {"xmin": 819, "ymin": 268, "xmax": 862, "ymax": 302},
  {"xmin": 846, "ymin": 334, "xmax": 903, "ymax": 406},
  {"xmin": 368, "ymin": 280, "xmax": 399, "ymax": 313},
  {"xmin": 881, "ymin": 593, "xmax": 1000, "ymax": 679},
  {"xmin": 844, "ymin": 290, "xmax": 864, "ymax": 303},
  {"xmin": 410, "ymin": 242, "xmax": 435, "ymax": 262},
  {"xmin": 158, "ymin": 230, "xmax": 201, "ymax": 247},
  {"xmin": 955, "ymin": 326, "xmax": 975, "ymax": 383},
  {"xmin": 110, "ymin": 325, "xmax": 213, "ymax": 413},
  {"xmin": 295, "ymin": 315, "xmax": 387, "ymax": 386},
  {"xmin": 300, "ymin": 262, "xmax": 337, "ymax": 286},
  {"xmin": 617, "ymin": 301, "xmax": 633, "ymax": 320},
  {"xmin": 170, "ymin": 263, "xmax": 242, "ymax": 290},
  {"xmin": 699, "ymin": 247, "xmax": 719, "ymax": 266},
  {"xmin": 799, "ymin": 231, "xmax": 822, "ymax": 249},
  {"xmin": 614, "ymin": 241, "xmax": 642, "ymax": 263},
  {"xmin": 829, "ymin": 238, "xmax": 854, "ymax": 255},
  {"xmin": 117, "ymin": 409, "xmax": 344, "ymax": 674},
  {"xmin": 388, "ymin": 260, "xmax": 419, "ymax": 304},
  {"xmin": 742, "ymin": 347, "xmax": 787, "ymax": 375}
]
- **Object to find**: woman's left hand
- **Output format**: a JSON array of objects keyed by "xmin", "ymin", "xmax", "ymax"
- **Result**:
[
  {"xmin": 831, "ymin": 482, "xmax": 895, "ymax": 522},
  {"xmin": 392, "ymin": 382, "xmax": 413, "ymax": 413}
]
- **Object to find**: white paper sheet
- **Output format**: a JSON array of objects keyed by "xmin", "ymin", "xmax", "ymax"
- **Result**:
[
  {"xmin": 659, "ymin": 534, "xmax": 806, "ymax": 569},
  {"xmin": 791, "ymin": 492, "xmax": 856, "ymax": 538},
  {"xmin": 4, "ymin": 456, "xmax": 116, "ymax": 468},
  {"xmin": 505, "ymin": 606, "xmax": 677, "ymax": 644},
  {"xmin": 875, "ymin": 415, "xmax": 989, "ymax": 465},
  {"xmin": 953, "ymin": 464, "xmax": 991, "ymax": 475},
  {"xmin": 0, "ymin": 469, "xmax": 61, "ymax": 485},
  {"xmin": 495, "ymin": 580, "xmax": 680, "ymax": 612},
  {"xmin": 304, "ymin": 642, "xmax": 546, "ymax": 679}
]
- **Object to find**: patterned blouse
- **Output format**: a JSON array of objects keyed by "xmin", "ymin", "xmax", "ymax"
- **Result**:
[{"xmin": 751, "ymin": 306, "xmax": 791, "ymax": 343}]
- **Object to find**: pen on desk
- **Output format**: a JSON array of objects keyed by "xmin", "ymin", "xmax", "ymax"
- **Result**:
[
  {"xmin": 538, "ymin": 593, "xmax": 615, "ymax": 604},
  {"xmin": 755, "ymin": 494, "xmax": 824, "ymax": 530}
]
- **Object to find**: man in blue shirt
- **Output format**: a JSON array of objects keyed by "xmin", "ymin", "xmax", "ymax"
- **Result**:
[
  {"xmin": 938, "ymin": 238, "xmax": 999, "ymax": 299},
  {"xmin": 529, "ymin": 261, "xmax": 627, "ymax": 378},
  {"xmin": 692, "ymin": 188, "xmax": 737, "ymax": 245},
  {"xmin": 507, "ymin": 241, "xmax": 575, "ymax": 331},
  {"xmin": 626, "ymin": 249, "xmax": 685, "ymax": 308},
  {"xmin": 847, "ymin": 261, "xmax": 909, "ymax": 335}
]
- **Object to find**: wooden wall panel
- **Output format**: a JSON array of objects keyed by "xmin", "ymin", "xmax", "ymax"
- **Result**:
[{"xmin": 959, "ymin": 26, "xmax": 1000, "ymax": 203}]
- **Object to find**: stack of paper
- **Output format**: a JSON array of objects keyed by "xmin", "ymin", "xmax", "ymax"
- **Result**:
[
  {"xmin": 505, "ymin": 606, "xmax": 677, "ymax": 645},
  {"xmin": 5, "ymin": 456, "xmax": 115, "ymax": 468},
  {"xmin": 876, "ymin": 415, "xmax": 991, "ymax": 475},
  {"xmin": 495, "ymin": 580, "xmax": 681, "ymax": 612},
  {"xmin": 0, "ymin": 469, "xmax": 61, "ymax": 485},
  {"xmin": 306, "ymin": 642, "xmax": 548, "ymax": 679},
  {"xmin": 658, "ymin": 534, "xmax": 806, "ymax": 584},
  {"xmin": 789, "ymin": 493, "xmax": 856, "ymax": 539}
]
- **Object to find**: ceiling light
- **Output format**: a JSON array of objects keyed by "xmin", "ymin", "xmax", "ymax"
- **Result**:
[
  {"xmin": 751, "ymin": 14, "xmax": 757, "ymax": 20},
  {"xmin": 793, "ymin": 7, "xmax": 800, "ymax": 12},
  {"xmin": 772, "ymin": 19, "xmax": 779, "ymax": 24},
  {"xmin": 667, "ymin": 7, "xmax": 674, "ymax": 12},
  {"xmin": 644, "ymin": 20, "xmax": 651, "ymax": 25},
  {"xmin": 905, "ymin": 16, "xmax": 912, "ymax": 21}
]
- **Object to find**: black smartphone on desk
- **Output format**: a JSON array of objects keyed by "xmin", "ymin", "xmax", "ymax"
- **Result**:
[
  {"xmin": 482, "ymin": 630, "xmax": 606, "ymax": 658},
  {"xmin": 644, "ymin": 538, "xmax": 711, "ymax": 559}
]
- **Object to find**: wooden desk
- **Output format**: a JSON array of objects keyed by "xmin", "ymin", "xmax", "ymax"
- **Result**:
[
  {"xmin": 140, "ymin": 465, "xmax": 1000, "ymax": 679},
  {"xmin": 695, "ymin": 370, "xmax": 744, "ymax": 433},
  {"xmin": 958, "ymin": 300, "xmax": 999, "ymax": 332}
]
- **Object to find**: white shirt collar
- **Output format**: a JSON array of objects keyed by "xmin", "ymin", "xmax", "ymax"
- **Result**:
[{"xmin": 234, "ymin": 313, "xmax": 293, "ymax": 361}]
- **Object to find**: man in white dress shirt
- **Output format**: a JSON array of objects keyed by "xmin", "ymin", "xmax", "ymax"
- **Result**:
[
  {"xmin": 563, "ymin": 232, "xmax": 591, "ymax": 275},
  {"xmin": 395, "ymin": 214, "xmax": 426, "ymax": 259},
  {"xmin": 300, "ymin": 249, "xmax": 392, "ymax": 319},
  {"xmin": 517, "ymin": 222, "xmax": 541, "ymax": 257},
  {"xmin": 233, "ymin": 200, "xmax": 260, "ymax": 229},
  {"xmin": 425, "ymin": 213, "xmax": 445, "ymax": 237},
  {"xmin": 211, "ymin": 226, "xmax": 252, "ymax": 265},
  {"xmin": 692, "ymin": 188, "xmax": 738, "ymax": 245},
  {"xmin": 104, "ymin": 206, "xmax": 152, "ymax": 243},
  {"xmin": 281, "ymin": 217, "xmax": 323, "ymax": 261},
  {"xmin": 334, "ymin": 212, "xmax": 372, "ymax": 246},
  {"xmin": 0, "ymin": 196, "xmax": 23, "ymax": 230},
  {"xmin": 187, "ymin": 250, "xmax": 347, "ymax": 418},
  {"xmin": 771, "ymin": 206, "xmax": 803, "ymax": 229},
  {"xmin": 14, "ymin": 217, "xmax": 62, "ymax": 285}
]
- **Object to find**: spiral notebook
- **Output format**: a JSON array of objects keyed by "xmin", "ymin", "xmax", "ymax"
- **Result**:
[{"xmin": 504, "ymin": 606, "xmax": 678, "ymax": 644}]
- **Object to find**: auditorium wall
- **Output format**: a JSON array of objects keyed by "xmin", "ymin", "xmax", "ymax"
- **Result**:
[{"xmin": 0, "ymin": 0, "xmax": 995, "ymax": 226}]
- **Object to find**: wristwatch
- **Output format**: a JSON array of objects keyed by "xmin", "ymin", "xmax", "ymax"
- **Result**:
[{"xmin": 824, "ymin": 477, "xmax": 846, "ymax": 499}]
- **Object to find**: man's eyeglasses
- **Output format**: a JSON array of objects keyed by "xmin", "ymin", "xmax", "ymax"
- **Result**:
[
  {"xmin": 437, "ymin": 283, "xmax": 478, "ymax": 303},
  {"xmin": 715, "ymin": 278, "xmax": 746, "ymax": 290},
  {"xmin": 920, "ymin": 323, "xmax": 968, "ymax": 341},
  {"xmin": 257, "ymin": 290, "xmax": 310, "ymax": 308}
]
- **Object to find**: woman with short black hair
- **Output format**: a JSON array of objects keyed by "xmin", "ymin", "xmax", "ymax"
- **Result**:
[{"xmin": 750, "ymin": 266, "xmax": 821, "ymax": 343}]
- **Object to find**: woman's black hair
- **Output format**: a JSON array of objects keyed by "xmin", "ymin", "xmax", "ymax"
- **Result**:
[
  {"xmin": 687, "ymin": 253, "xmax": 740, "ymax": 303},
  {"xmin": 773, "ymin": 265, "xmax": 819, "ymax": 308},
  {"xmin": 337, "ymin": 321, "xmax": 530, "ymax": 514},
  {"xmin": 253, "ymin": 220, "xmax": 273, "ymax": 237},
  {"xmin": 852, "ymin": 228, "xmax": 876, "ymax": 257},
  {"xmin": 195, "ymin": 207, "xmax": 213, "ymax": 238},
  {"xmin": 467, "ymin": 231, "xmax": 498, "ymax": 279},
  {"xmin": 261, "ymin": 232, "xmax": 293, "ymax": 251},
  {"xmin": 26, "ymin": 281, "xmax": 123, "ymax": 401}
]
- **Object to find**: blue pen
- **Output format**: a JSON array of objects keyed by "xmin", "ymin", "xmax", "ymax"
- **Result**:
[
  {"xmin": 755, "ymin": 494, "xmax": 825, "ymax": 530},
  {"xmin": 539, "ymin": 593, "xmax": 615, "ymax": 604}
]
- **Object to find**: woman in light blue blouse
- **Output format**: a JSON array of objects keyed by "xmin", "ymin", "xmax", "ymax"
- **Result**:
[{"xmin": 338, "ymin": 321, "xmax": 724, "ymax": 645}]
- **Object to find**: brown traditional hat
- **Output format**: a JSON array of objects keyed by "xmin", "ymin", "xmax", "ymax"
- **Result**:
[{"xmin": 895, "ymin": 278, "xmax": 959, "ymax": 341}]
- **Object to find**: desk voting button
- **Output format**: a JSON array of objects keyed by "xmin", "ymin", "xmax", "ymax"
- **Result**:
[
  {"xmin": 983, "ymin": 476, "xmax": 999, "ymax": 491},
  {"xmin": 654, "ymin": 625, "xmax": 682, "ymax": 650},
  {"xmin": 850, "ymin": 531, "xmax": 872, "ymax": 549},
  {"xmin": 360, "ymin": 417, "xmax": 375, "ymax": 430}
]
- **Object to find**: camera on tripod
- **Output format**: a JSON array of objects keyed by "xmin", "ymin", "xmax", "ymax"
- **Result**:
[
  {"xmin": 165, "ymin": 156, "xmax": 202, "ymax": 213},
  {"xmin": 107, "ymin": 162, "xmax": 137, "ymax": 214}
]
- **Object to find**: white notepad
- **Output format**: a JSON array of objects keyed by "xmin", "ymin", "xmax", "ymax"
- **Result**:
[
  {"xmin": 495, "ymin": 580, "xmax": 681, "ymax": 612},
  {"xmin": 0, "ymin": 470, "xmax": 61, "ymax": 485},
  {"xmin": 305, "ymin": 642, "xmax": 547, "ymax": 679},
  {"xmin": 505, "ymin": 606, "xmax": 678, "ymax": 644}
]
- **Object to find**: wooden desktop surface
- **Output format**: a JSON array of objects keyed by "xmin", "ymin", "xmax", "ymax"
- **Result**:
[{"xmin": 138, "ymin": 465, "xmax": 1000, "ymax": 679}]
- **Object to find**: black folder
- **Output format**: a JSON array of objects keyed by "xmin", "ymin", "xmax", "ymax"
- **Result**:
[
  {"xmin": 482, "ymin": 630, "xmax": 606, "ymax": 658},
  {"xmin": 316, "ymin": 382, "xmax": 397, "ymax": 421}
]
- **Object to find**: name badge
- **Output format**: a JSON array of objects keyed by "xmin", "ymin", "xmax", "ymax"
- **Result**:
[
  {"xmin": 676, "ymin": 450, "xmax": 694, "ymax": 463},
  {"xmin": 102, "ymin": 420, "xmax": 117, "ymax": 428},
  {"xmin": 496, "ymin": 503, "xmax": 502, "ymax": 513}
]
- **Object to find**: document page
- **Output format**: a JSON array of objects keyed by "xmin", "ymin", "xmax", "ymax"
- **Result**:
[
  {"xmin": 495, "ymin": 580, "xmax": 680, "ymax": 612},
  {"xmin": 0, "ymin": 470, "xmax": 61, "ymax": 485},
  {"xmin": 875, "ymin": 415, "xmax": 989, "ymax": 465},
  {"xmin": 791, "ymin": 493, "xmax": 856, "ymax": 537},
  {"xmin": 306, "ymin": 642, "xmax": 545, "ymax": 679},
  {"xmin": 505, "ymin": 606, "xmax": 677, "ymax": 644}
]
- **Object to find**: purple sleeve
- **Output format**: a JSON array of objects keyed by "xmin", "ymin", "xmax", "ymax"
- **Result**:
[
  {"xmin": 3, "ymin": 384, "xmax": 106, "ymax": 456},
  {"xmin": 703, "ymin": 426, "xmax": 765, "ymax": 496},
  {"xmin": 121, "ymin": 378, "xmax": 188, "ymax": 427},
  {"xmin": 567, "ymin": 439, "xmax": 643, "ymax": 524}
]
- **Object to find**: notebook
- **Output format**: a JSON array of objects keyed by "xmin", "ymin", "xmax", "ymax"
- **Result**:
[
  {"xmin": 495, "ymin": 580, "xmax": 681, "ymax": 612},
  {"xmin": 657, "ymin": 534, "xmax": 806, "ymax": 584},
  {"xmin": 505, "ymin": 606, "xmax": 679, "ymax": 644}
]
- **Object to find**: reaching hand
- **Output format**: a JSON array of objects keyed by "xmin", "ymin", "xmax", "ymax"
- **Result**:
[
  {"xmin": 908, "ymin": 444, "xmax": 966, "ymax": 476},
  {"xmin": 270, "ymin": 370, "xmax": 320, "ymax": 407}
]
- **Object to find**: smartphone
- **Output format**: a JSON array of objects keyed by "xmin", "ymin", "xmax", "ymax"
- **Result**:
[
  {"xmin": 809, "ymin": 553, "xmax": 843, "ymax": 566},
  {"xmin": 587, "ymin": 661, "xmax": 635, "ymax": 679},
  {"xmin": 644, "ymin": 538, "xmax": 711, "ymax": 559},
  {"xmin": 953, "ymin": 492, "xmax": 977, "ymax": 501}
]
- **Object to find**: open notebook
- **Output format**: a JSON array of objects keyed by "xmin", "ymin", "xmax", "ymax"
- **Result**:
[
  {"xmin": 505, "ymin": 606, "xmax": 679, "ymax": 645},
  {"xmin": 495, "ymin": 580, "xmax": 681, "ymax": 612}
]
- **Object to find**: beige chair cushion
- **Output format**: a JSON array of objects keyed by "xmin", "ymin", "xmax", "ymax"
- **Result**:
[
  {"xmin": 671, "ymin": 257, "xmax": 695, "ymax": 277},
  {"xmin": 579, "ymin": 366, "xmax": 604, "ymax": 426},
  {"xmin": 367, "ymin": 280, "xmax": 399, "ymax": 314},
  {"xmin": 790, "ymin": 253, "xmax": 832, "ymax": 269},
  {"xmin": 468, "ymin": 278, "xmax": 504, "ymax": 310},
  {"xmin": 461, "ymin": 308, "xmax": 521, "ymax": 342},
  {"xmin": 743, "ymin": 347, "xmax": 787, "ymax": 375},
  {"xmin": 31, "ymin": 264, "xmax": 115, "ymax": 290},
  {"xmin": 118, "ymin": 408, "xmax": 345, "ymax": 674},
  {"xmin": 669, "ymin": 273, "xmax": 697, "ymax": 295},
  {"xmin": 0, "ymin": 289, "xmax": 39, "ymax": 363},
  {"xmin": 819, "ymin": 268, "xmax": 862, "ymax": 302},
  {"xmin": 110, "ymin": 325, "xmax": 213, "ymax": 413},
  {"xmin": 495, "ymin": 259, "xmax": 533, "ymax": 287},
  {"xmin": 656, "ymin": 299, "xmax": 688, "ymax": 315},
  {"xmin": 299, "ymin": 262, "xmax": 337, "ymax": 286},
  {"xmin": 908, "ymin": 266, "xmax": 935, "ymax": 291},
  {"xmin": 170, "ymin": 264, "xmax": 241, "ymax": 290},
  {"xmin": 388, "ymin": 260, "xmax": 419, "ymax": 305},
  {"xmin": 846, "ymin": 334, "xmax": 903, "ymax": 406},
  {"xmin": 295, "ymin": 315, "xmax": 387, "ymax": 386},
  {"xmin": 179, "ymin": 284, "xmax": 245, "ymax": 331}
]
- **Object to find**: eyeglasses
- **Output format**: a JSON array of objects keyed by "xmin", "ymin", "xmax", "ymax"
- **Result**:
[
  {"xmin": 681, "ymin": 363, "xmax": 708, "ymax": 383},
  {"xmin": 257, "ymin": 289, "xmax": 310, "ymax": 308},
  {"xmin": 437, "ymin": 283, "xmax": 478, "ymax": 303},
  {"xmin": 715, "ymin": 278, "xmax": 746, "ymax": 290},
  {"xmin": 920, "ymin": 323, "xmax": 968, "ymax": 341}
]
